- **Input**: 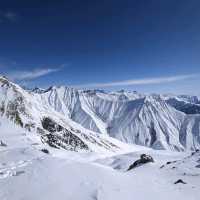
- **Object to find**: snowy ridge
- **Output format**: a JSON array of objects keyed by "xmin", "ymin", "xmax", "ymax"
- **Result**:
[
  {"xmin": 0, "ymin": 76, "xmax": 200, "ymax": 151},
  {"xmin": 0, "ymin": 76, "xmax": 133, "ymax": 153},
  {"xmin": 30, "ymin": 84, "xmax": 200, "ymax": 151}
]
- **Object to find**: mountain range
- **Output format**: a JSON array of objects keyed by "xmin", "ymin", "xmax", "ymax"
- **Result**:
[{"xmin": 0, "ymin": 75, "xmax": 200, "ymax": 152}]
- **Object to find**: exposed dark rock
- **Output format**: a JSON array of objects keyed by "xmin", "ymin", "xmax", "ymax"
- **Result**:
[
  {"xmin": 191, "ymin": 151, "xmax": 196, "ymax": 156},
  {"xmin": 42, "ymin": 130, "xmax": 89, "ymax": 151},
  {"xmin": 167, "ymin": 98, "xmax": 200, "ymax": 114},
  {"xmin": 160, "ymin": 165, "xmax": 164, "ymax": 169},
  {"xmin": 41, "ymin": 117, "xmax": 89, "ymax": 151},
  {"xmin": 195, "ymin": 164, "xmax": 200, "ymax": 168},
  {"xmin": 31, "ymin": 143, "xmax": 39, "ymax": 146},
  {"xmin": 149, "ymin": 122, "xmax": 157, "ymax": 147},
  {"xmin": 5, "ymin": 96, "xmax": 28, "ymax": 127},
  {"xmin": 0, "ymin": 102, "xmax": 5, "ymax": 115},
  {"xmin": 80, "ymin": 133, "xmax": 119, "ymax": 151},
  {"xmin": 31, "ymin": 87, "xmax": 46, "ymax": 94},
  {"xmin": 160, "ymin": 160, "xmax": 177, "ymax": 169},
  {"xmin": 12, "ymin": 170, "xmax": 25, "ymax": 176},
  {"xmin": 191, "ymin": 149, "xmax": 200, "ymax": 156},
  {"xmin": 174, "ymin": 179, "xmax": 187, "ymax": 184},
  {"xmin": 42, "ymin": 117, "xmax": 63, "ymax": 132},
  {"xmin": 15, "ymin": 113, "xmax": 23, "ymax": 127},
  {"xmin": 37, "ymin": 127, "xmax": 45, "ymax": 135},
  {"xmin": 127, "ymin": 154, "xmax": 154, "ymax": 171},
  {"xmin": 41, "ymin": 148, "xmax": 49, "ymax": 154},
  {"xmin": 25, "ymin": 123, "xmax": 35, "ymax": 131},
  {"xmin": 0, "ymin": 140, "xmax": 7, "ymax": 147}
]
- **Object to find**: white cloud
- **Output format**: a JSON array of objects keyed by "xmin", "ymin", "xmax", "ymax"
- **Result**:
[
  {"xmin": 7, "ymin": 68, "xmax": 61, "ymax": 81},
  {"xmin": 0, "ymin": 11, "xmax": 18, "ymax": 22},
  {"xmin": 73, "ymin": 74, "xmax": 198, "ymax": 88},
  {"xmin": 4, "ymin": 12, "xmax": 17, "ymax": 21}
]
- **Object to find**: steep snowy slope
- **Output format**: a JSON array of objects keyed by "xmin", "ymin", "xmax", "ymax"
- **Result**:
[
  {"xmin": 179, "ymin": 115, "xmax": 200, "ymax": 150},
  {"xmin": 1, "ymin": 76, "xmax": 200, "ymax": 151},
  {"xmin": 163, "ymin": 94, "xmax": 200, "ymax": 114},
  {"xmin": 30, "ymin": 85, "xmax": 200, "ymax": 150},
  {"xmin": 0, "ymin": 76, "xmax": 131, "ymax": 153}
]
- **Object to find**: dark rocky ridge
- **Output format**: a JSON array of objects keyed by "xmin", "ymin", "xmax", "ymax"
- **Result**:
[{"xmin": 41, "ymin": 117, "xmax": 89, "ymax": 151}]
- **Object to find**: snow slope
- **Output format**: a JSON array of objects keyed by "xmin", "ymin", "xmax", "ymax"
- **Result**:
[
  {"xmin": 1, "ymin": 120, "xmax": 199, "ymax": 200},
  {"xmin": 30, "ymin": 84, "xmax": 200, "ymax": 150},
  {"xmin": 1, "ymin": 76, "xmax": 200, "ymax": 151},
  {"xmin": 0, "ymin": 76, "xmax": 133, "ymax": 153}
]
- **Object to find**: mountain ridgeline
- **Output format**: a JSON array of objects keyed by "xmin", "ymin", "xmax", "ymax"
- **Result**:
[{"xmin": 0, "ymin": 76, "xmax": 200, "ymax": 151}]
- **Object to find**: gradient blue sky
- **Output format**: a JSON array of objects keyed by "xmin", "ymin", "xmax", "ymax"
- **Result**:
[{"xmin": 0, "ymin": 0, "xmax": 200, "ymax": 94}]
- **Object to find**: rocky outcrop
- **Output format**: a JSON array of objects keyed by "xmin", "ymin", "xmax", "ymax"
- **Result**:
[
  {"xmin": 174, "ymin": 179, "xmax": 187, "ymax": 184},
  {"xmin": 41, "ymin": 117, "xmax": 89, "ymax": 151},
  {"xmin": 127, "ymin": 154, "xmax": 154, "ymax": 170}
]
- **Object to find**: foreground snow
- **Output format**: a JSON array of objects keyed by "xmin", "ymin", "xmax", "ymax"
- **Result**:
[{"xmin": 0, "ymin": 119, "xmax": 199, "ymax": 200}]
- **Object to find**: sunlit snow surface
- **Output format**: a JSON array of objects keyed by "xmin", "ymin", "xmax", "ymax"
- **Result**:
[{"xmin": 0, "ymin": 117, "xmax": 200, "ymax": 200}]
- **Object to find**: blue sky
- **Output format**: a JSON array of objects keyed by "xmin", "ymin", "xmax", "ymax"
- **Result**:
[{"xmin": 0, "ymin": 0, "xmax": 200, "ymax": 95}]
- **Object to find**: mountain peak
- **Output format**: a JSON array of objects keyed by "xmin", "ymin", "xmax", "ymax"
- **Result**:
[{"xmin": 0, "ymin": 78, "xmax": 200, "ymax": 151}]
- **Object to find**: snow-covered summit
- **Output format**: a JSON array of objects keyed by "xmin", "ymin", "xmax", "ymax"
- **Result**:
[
  {"xmin": 0, "ymin": 76, "xmax": 133, "ymax": 153},
  {"xmin": 1, "ymin": 76, "xmax": 200, "ymax": 151}
]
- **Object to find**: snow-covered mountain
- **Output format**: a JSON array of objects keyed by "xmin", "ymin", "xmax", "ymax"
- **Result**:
[
  {"xmin": 0, "ymin": 76, "xmax": 200, "ymax": 151},
  {"xmin": 1, "ymin": 76, "xmax": 200, "ymax": 200},
  {"xmin": 163, "ymin": 94, "xmax": 200, "ymax": 114},
  {"xmin": 0, "ymin": 76, "xmax": 133, "ymax": 153}
]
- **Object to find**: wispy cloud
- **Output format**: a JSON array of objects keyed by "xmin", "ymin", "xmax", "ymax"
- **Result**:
[
  {"xmin": 0, "ymin": 11, "xmax": 18, "ymax": 23},
  {"xmin": 73, "ymin": 74, "xmax": 198, "ymax": 88},
  {"xmin": 7, "ymin": 67, "xmax": 62, "ymax": 81}
]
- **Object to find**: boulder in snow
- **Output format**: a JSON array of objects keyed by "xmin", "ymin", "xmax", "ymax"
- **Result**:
[
  {"xmin": 127, "ymin": 154, "xmax": 154, "ymax": 171},
  {"xmin": 174, "ymin": 179, "xmax": 187, "ymax": 184}
]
